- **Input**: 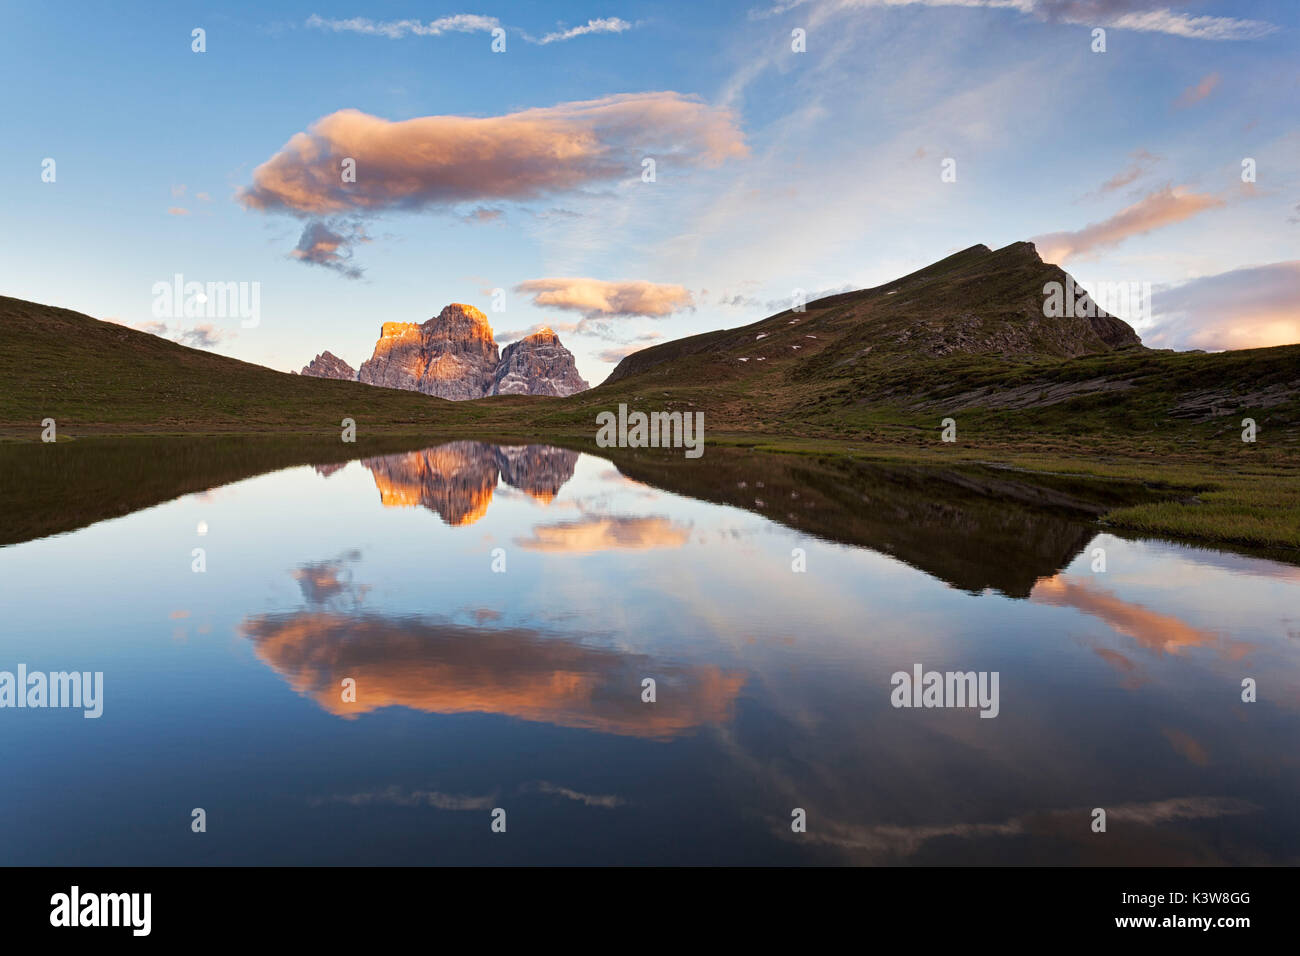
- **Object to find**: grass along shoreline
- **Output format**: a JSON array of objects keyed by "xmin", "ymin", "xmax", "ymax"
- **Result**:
[{"xmin": 5, "ymin": 425, "xmax": 1297, "ymax": 560}]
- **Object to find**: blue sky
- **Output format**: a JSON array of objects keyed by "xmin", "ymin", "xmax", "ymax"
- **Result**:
[{"xmin": 2, "ymin": 0, "xmax": 1297, "ymax": 382}]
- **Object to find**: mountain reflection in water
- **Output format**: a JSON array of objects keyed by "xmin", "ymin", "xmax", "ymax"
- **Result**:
[
  {"xmin": 2, "ymin": 439, "xmax": 1298, "ymax": 865},
  {"xmin": 359, "ymin": 443, "xmax": 578, "ymax": 525}
]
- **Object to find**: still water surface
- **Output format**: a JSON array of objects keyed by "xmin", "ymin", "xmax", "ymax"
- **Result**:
[{"xmin": 2, "ymin": 442, "xmax": 1298, "ymax": 864}]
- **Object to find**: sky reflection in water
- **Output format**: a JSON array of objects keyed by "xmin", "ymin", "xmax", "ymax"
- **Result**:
[{"xmin": 2, "ymin": 442, "xmax": 1297, "ymax": 865}]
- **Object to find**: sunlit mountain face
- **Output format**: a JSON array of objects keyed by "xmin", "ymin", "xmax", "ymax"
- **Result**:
[{"xmin": 3, "ymin": 442, "xmax": 1299, "ymax": 865}]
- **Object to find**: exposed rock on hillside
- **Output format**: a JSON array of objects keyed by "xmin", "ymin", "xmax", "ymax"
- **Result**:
[
  {"xmin": 300, "ymin": 351, "xmax": 356, "ymax": 380},
  {"xmin": 338, "ymin": 306, "xmax": 588, "ymax": 400},
  {"xmin": 488, "ymin": 327, "xmax": 589, "ymax": 397},
  {"xmin": 357, "ymin": 304, "xmax": 500, "ymax": 400}
]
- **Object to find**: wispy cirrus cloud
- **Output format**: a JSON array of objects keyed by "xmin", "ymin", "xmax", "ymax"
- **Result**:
[
  {"xmin": 305, "ymin": 14, "xmax": 500, "ymax": 38},
  {"xmin": 514, "ymin": 278, "xmax": 695, "ymax": 319},
  {"xmin": 312, "ymin": 786, "xmax": 497, "ymax": 810},
  {"xmin": 1032, "ymin": 185, "xmax": 1224, "ymax": 263},
  {"xmin": 1052, "ymin": 2, "xmax": 1275, "ymax": 41},
  {"xmin": 1088, "ymin": 148, "xmax": 1162, "ymax": 198},
  {"xmin": 1174, "ymin": 71, "xmax": 1221, "ymax": 108},
  {"xmin": 750, "ymin": 0, "xmax": 1278, "ymax": 41},
  {"xmin": 306, "ymin": 14, "xmax": 637, "ymax": 44},
  {"xmin": 527, "ymin": 18, "xmax": 635, "ymax": 44},
  {"xmin": 782, "ymin": 795, "xmax": 1256, "ymax": 860},
  {"xmin": 532, "ymin": 782, "xmax": 625, "ymax": 808}
]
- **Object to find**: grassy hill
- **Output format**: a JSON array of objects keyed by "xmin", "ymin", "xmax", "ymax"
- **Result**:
[{"xmin": 599, "ymin": 242, "xmax": 1300, "ymax": 448}]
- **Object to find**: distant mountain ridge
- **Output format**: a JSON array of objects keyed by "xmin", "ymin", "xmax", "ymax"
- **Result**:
[
  {"xmin": 606, "ymin": 241, "xmax": 1142, "ymax": 386},
  {"xmin": 303, "ymin": 303, "xmax": 588, "ymax": 399}
]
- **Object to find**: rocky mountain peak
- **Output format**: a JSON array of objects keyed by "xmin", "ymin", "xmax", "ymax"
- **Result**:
[
  {"xmin": 300, "ymin": 350, "xmax": 357, "ymax": 380},
  {"xmin": 489, "ymin": 327, "xmax": 589, "ymax": 397},
  {"xmin": 423, "ymin": 303, "xmax": 495, "ymax": 345},
  {"xmin": 341, "ymin": 304, "xmax": 587, "ymax": 400},
  {"xmin": 525, "ymin": 326, "xmax": 560, "ymax": 344}
]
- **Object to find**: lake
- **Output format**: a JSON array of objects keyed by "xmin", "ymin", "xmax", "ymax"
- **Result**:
[{"xmin": 2, "ymin": 440, "xmax": 1297, "ymax": 864}]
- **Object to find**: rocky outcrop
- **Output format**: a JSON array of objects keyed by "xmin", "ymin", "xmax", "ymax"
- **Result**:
[
  {"xmin": 340, "ymin": 304, "xmax": 588, "ymax": 400},
  {"xmin": 357, "ymin": 304, "xmax": 500, "ymax": 400},
  {"xmin": 301, "ymin": 351, "xmax": 356, "ymax": 380},
  {"xmin": 488, "ymin": 327, "xmax": 589, "ymax": 397}
]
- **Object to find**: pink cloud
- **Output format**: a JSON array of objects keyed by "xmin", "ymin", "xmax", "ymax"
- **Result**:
[
  {"xmin": 515, "ymin": 278, "xmax": 694, "ymax": 318},
  {"xmin": 1091, "ymin": 148, "xmax": 1162, "ymax": 197},
  {"xmin": 238, "ymin": 94, "xmax": 746, "ymax": 216},
  {"xmin": 1032, "ymin": 185, "xmax": 1224, "ymax": 263},
  {"xmin": 1174, "ymin": 72, "xmax": 1221, "ymax": 108}
]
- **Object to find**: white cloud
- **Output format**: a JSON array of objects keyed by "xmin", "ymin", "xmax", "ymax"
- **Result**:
[
  {"xmin": 305, "ymin": 14, "xmax": 500, "ymax": 38},
  {"xmin": 530, "ymin": 18, "xmax": 635, "ymax": 44},
  {"xmin": 306, "ymin": 14, "xmax": 639, "ymax": 44},
  {"xmin": 748, "ymin": 0, "xmax": 1277, "ymax": 42}
]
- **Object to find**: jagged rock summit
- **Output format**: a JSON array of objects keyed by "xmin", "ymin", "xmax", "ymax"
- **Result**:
[
  {"xmin": 303, "ymin": 304, "xmax": 588, "ymax": 400},
  {"xmin": 357, "ymin": 303, "xmax": 500, "ymax": 400},
  {"xmin": 300, "ymin": 350, "xmax": 356, "ymax": 380},
  {"xmin": 489, "ymin": 327, "xmax": 590, "ymax": 397}
]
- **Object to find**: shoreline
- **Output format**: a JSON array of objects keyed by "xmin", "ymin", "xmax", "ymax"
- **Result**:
[{"xmin": 4, "ymin": 426, "xmax": 1296, "ymax": 560}]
